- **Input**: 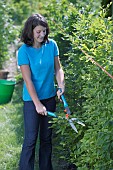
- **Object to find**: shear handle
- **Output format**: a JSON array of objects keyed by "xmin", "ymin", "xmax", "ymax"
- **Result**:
[
  {"xmin": 47, "ymin": 111, "xmax": 58, "ymax": 118},
  {"xmin": 58, "ymin": 88, "xmax": 69, "ymax": 108}
]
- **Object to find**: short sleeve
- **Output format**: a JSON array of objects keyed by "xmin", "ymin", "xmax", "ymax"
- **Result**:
[
  {"xmin": 17, "ymin": 45, "xmax": 29, "ymax": 66},
  {"xmin": 53, "ymin": 40, "xmax": 59, "ymax": 57}
]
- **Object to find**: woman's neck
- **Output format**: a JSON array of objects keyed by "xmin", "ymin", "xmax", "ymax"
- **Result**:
[{"xmin": 33, "ymin": 42, "xmax": 41, "ymax": 48}]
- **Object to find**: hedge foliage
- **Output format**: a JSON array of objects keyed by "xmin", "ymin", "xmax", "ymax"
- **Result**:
[{"xmin": 41, "ymin": 0, "xmax": 113, "ymax": 169}]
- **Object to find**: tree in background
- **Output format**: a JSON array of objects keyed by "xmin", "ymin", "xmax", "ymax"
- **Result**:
[
  {"xmin": 0, "ymin": 0, "xmax": 39, "ymax": 69},
  {"xmin": 9, "ymin": 0, "xmax": 37, "ymax": 25},
  {"xmin": 0, "ymin": 0, "xmax": 16, "ymax": 69}
]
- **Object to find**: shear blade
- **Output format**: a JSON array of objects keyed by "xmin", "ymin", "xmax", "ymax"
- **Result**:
[
  {"xmin": 71, "ymin": 118, "xmax": 85, "ymax": 127},
  {"xmin": 68, "ymin": 119, "xmax": 78, "ymax": 133}
]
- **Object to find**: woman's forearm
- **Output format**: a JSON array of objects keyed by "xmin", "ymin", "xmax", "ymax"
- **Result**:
[
  {"xmin": 24, "ymin": 78, "xmax": 47, "ymax": 115},
  {"xmin": 25, "ymin": 79, "xmax": 41, "ymax": 105},
  {"xmin": 56, "ymin": 68, "xmax": 65, "ymax": 89}
]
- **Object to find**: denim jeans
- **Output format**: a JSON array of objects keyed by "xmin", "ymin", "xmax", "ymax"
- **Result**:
[{"xmin": 19, "ymin": 96, "xmax": 56, "ymax": 170}]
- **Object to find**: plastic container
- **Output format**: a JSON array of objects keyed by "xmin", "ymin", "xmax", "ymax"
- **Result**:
[{"xmin": 0, "ymin": 79, "xmax": 16, "ymax": 104}]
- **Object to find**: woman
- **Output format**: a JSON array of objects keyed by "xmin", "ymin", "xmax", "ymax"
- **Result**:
[{"xmin": 17, "ymin": 13, "xmax": 65, "ymax": 170}]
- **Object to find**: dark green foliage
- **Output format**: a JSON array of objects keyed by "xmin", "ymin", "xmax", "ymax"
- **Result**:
[{"xmin": 101, "ymin": 0, "xmax": 112, "ymax": 17}]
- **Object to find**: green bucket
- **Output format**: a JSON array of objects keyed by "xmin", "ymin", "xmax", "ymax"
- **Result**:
[{"xmin": 0, "ymin": 79, "xmax": 16, "ymax": 104}]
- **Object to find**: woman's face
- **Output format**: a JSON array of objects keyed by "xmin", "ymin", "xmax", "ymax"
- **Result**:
[{"xmin": 33, "ymin": 25, "xmax": 46, "ymax": 46}]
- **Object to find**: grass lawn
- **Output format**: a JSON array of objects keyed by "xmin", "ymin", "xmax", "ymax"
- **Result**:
[
  {"xmin": 0, "ymin": 102, "xmax": 23, "ymax": 169},
  {"xmin": 0, "ymin": 83, "xmax": 24, "ymax": 170},
  {"xmin": 0, "ymin": 84, "xmax": 65, "ymax": 170}
]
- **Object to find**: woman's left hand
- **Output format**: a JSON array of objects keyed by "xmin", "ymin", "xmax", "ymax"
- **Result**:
[{"xmin": 57, "ymin": 85, "xmax": 65, "ymax": 100}]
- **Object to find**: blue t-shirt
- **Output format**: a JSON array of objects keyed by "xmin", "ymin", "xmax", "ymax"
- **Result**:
[{"xmin": 18, "ymin": 39, "xmax": 59, "ymax": 101}]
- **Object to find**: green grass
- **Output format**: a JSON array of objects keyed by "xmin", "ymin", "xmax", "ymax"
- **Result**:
[
  {"xmin": 0, "ymin": 83, "xmax": 23, "ymax": 170},
  {"xmin": 0, "ymin": 103, "xmax": 23, "ymax": 170},
  {"xmin": 0, "ymin": 84, "xmax": 65, "ymax": 170}
]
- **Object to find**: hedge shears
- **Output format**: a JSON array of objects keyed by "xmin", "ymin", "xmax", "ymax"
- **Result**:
[{"xmin": 47, "ymin": 90, "xmax": 85, "ymax": 133}]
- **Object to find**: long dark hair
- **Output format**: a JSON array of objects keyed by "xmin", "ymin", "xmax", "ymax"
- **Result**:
[{"xmin": 21, "ymin": 14, "xmax": 50, "ymax": 46}]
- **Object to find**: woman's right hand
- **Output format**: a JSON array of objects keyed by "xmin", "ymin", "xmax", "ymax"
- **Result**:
[{"xmin": 35, "ymin": 102, "xmax": 47, "ymax": 116}]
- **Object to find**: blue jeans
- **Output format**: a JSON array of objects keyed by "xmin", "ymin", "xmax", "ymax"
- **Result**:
[{"xmin": 19, "ymin": 96, "xmax": 56, "ymax": 170}]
